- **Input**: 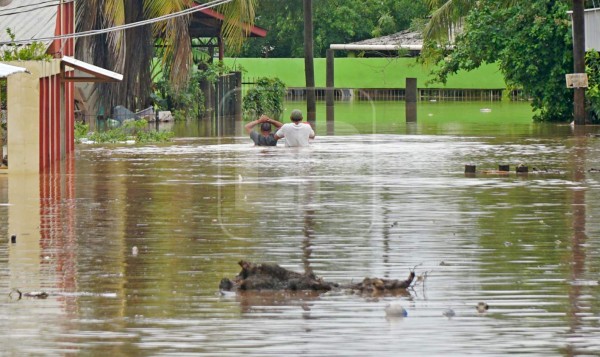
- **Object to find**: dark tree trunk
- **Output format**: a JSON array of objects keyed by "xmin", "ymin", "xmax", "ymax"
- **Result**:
[
  {"xmin": 303, "ymin": 0, "xmax": 316, "ymax": 126},
  {"xmin": 572, "ymin": 0, "xmax": 586, "ymax": 125}
]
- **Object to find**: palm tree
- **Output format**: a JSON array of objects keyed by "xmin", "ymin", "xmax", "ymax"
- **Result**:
[
  {"xmin": 423, "ymin": 0, "xmax": 517, "ymax": 43},
  {"xmin": 76, "ymin": 0, "xmax": 256, "ymax": 113}
]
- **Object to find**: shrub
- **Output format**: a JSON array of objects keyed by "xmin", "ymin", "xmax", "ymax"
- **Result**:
[
  {"xmin": 79, "ymin": 120, "xmax": 174, "ymax": 143},
  {"xmin": 586, "ymin": 50, "xmax": 600, "ymax": 123},
  {"xmin": 243, "ymin": 77, "xmax": 286, "ymax": 120}
]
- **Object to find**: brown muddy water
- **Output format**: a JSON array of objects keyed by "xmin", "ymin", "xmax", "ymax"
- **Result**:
[{"xmin": 2, "ymin": 102, "xmax": 600, "ymax": 356}]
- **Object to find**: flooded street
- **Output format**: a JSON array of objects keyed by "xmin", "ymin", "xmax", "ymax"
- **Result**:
[{"xmin": 2, "ymin": 102, "xmax": 600, "ymax": 355}]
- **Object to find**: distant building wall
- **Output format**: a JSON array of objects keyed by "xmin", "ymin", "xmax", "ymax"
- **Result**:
[
  {"xmin": 584, "ymin": 8, "xmax": 600, "ymax": 51},
  {"xmin": 6, "ymin": 60, "xmax": 61, "ymax": 173}
]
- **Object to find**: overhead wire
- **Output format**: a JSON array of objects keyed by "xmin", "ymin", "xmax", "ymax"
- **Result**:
[
  {"xmin": 0, "ymin": 0, "xmax": 233, "ymax": 46},
  {"xmin": 0, "ymin": 0, "xmax": 75, "ymax": 17}
]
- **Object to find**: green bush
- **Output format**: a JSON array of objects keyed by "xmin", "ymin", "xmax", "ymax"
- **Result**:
[
  {"xmin": 152, "ymin": 71, "xmax": 205, "ymax": 121},
  {"xmin": 1, "ymin": 28, "xmax": 51, "ymax": 61},
  {"xmin": 74, "ymin": 122, "xmax": 89, "ymax": 143},
  {"xmin": 586, "ymin": 50, "xmax": 600, "ymax": 123},
  {"xmin": 243, "ymin": 77, "xmax": 286, "ymax": 120},
  {"xmin": 77, "ymin": 120, "xmax": 174, "ymax": 143}
]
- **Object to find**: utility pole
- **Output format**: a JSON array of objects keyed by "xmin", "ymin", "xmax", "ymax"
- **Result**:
[
  {"xmin": 573, "ymin": 0, "xmax": 586, "ymax": 125},
  {"xmin": 303, "ymin": 0, "xmax": 316, "ymax": 126}
]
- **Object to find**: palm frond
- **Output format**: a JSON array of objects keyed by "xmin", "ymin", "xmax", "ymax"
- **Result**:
[
  {"xmin": 146, "ymin": 0, "xmax": 193, "ymax": 88},
  {"xmin": 101, "ymin": 0, "xmax": 126, "ymax": 73},
  {"xmin": 218, "ymin": 0, "xmax": 257, "ymax": 54},
  {"xmin": 424, "ymin": 0, "xmax": 475, "ymax": 43}
]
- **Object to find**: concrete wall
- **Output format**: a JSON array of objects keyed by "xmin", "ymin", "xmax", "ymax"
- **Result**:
[{"xmin": 6, "ymin": 60, "xmax": 61, "ymax": 174}]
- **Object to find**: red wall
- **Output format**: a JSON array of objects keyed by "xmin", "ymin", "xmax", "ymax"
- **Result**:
[{"xmin": 40, "ymin": 1, "xmax": 75, "ymax": 171}]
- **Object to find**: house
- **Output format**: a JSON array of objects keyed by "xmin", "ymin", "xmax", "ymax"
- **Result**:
[{"xmin": 0, "ymin": 0, "xmax": 121, "ymax": 173}]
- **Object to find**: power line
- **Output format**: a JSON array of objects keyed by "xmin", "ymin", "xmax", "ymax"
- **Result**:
[
  {"xmin": 0, "ymin": 0, "xmax": 74, "ymax": 17},
  {"xmin": 0, "ymin": 0, "xmax": 233, "ymax": 46}
]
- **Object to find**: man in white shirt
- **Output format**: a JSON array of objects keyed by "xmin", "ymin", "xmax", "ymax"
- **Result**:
[{"xmin": 274, "ymin": 109, "xmax": 315, "ymax": 147}]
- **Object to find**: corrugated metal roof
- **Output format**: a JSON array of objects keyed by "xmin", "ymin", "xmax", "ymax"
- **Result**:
[
  {"xmin": 584, "ymin": 8, "xmax": 600, "ymax": 51},
  {"xmin": 0, "ymin": 0, "xmax": 59, "ymax": 50},
  {"xmin": 347, "ymin": 30, "xmax": 423, "ymax": 47},
  {"xmin": 0, "ymin": 62, "xmax": 28, "ymax": 77}
]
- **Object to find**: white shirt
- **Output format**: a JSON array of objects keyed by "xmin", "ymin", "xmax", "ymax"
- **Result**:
[{"xmin": 275, "ymin": 123, "xmax": 315, "ymax": 147}]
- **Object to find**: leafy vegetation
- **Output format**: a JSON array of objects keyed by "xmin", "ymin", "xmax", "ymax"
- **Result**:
[
  {"xmin": 422, "ymin": 0, "xmax": 573, "ymax": 122},
  {"xmin": 75, "ymin": 120, "xmax": 174, "ymax": 144},
  {"xmin": 152, "ymin": 70, "xmax": 205, "ymax": 121},
  {"xmin": 585, "ymin": 50, "xmax": 600, "ymax": 123},
  {"xmin": 0, "ymin": 28, "xmax": 51, "ymax": 61},
  {"xmin": 238, "ymin": 0, "xmax": 428, "ymax": 58},
  {"xmin": 76, "ymin": 0, "xmax": 257, "ymax": 112},
  {"xmin": 242, "ymin": 77, "xmax": 286, "ymax": 120}
]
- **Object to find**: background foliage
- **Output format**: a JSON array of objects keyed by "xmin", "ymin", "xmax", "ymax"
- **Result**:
[
  {"xmin": 237, "ymin": 0, "xmax": 428, "ymax": 58},
  {"xmin": 585, "ymin": 50, "xmax": 600, "ymax": 123},
  {"xmin": 423, "ymin": 0, "xmax": 573, "ymax": 122}
]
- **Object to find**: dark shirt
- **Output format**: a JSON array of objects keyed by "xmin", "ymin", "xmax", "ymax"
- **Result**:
[{"xmin": 250, "ymin": 131, "xmax": 278, "ymax": 146}]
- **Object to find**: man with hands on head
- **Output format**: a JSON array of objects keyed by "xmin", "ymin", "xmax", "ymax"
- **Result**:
[{"xmin": 245, "ymin": 114, "xmax": 283, "ymax": 146}]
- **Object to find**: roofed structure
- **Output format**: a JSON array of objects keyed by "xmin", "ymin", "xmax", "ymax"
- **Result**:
[
  {"xmin": 189, "ymin": 5, "xmax": 267, "ymax": 61},
  {"xmin": 330, "ymin": 30, "xmax": 423, "ymax": 56},
  {"xmin": 190, "ymin": 7, "xmax": 267, "ymax": 38},
  {"xmin": 0, "ymin": 0, "xmax": 73, "ymax": 56}
]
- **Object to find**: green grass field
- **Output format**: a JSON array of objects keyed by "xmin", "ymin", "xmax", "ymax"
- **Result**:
[{"xmin": 224, "ymin": 58, "xmax": 506, "ymax": 89}]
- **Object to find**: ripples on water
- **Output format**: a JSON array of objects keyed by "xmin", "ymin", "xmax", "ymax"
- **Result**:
[{"xmin": 1, "ymin": 129, "xmax": 600, "ymax": 356}]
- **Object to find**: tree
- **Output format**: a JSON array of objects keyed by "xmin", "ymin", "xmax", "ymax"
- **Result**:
[
  {"xmin": 423, "ymin": 0, "xmax": 518, "ymax": 44},
  {"xmin": 304, "ymin": 0, "xmax": 315, "ymax": 123},
  {"xmin": 425, "ymin": 0, "xmax": 573, "ymax": 121},
  {"xmin": 238, "ymin": 0, "xmax": 428, "ymax": 58},
  {"xmin": 76, "ymin": 0, "xmax": 256, "ymax": 113}
]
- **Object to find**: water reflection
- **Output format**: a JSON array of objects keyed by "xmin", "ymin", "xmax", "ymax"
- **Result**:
[{"xmin": 2, "ymin": 119, "xmax": 600, "ymax": 355}]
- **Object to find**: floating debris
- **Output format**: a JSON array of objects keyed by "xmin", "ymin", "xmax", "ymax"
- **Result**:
[
  {"xmin": 476, "ymin": 302, "xmax": 489, "ymax": 313},
  {"xmin": 9, "ymin": 289, "xmax": 49, "ymax": 300},
  {"xmin": 385, "ymin": 303, "xmax": 407, "ymax": 318},
  {"xmin": 443, "ymin": 308, "xmax": 456, "ymax": 318},
  {"xmin": 219, "ymin": 260, "xmax": 415, "ymax": 295}
]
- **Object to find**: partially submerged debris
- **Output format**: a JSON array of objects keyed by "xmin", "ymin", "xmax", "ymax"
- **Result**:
[
  {"xmin": 9, "ymin": 289, "xmax": 49, "ymax": 300},
  {"xmin": 220, "ymin": 260, "xmax": 336, "ymax": 292},
  {"xmin": 220, "ymin": 260, "xmax": 415, "ymax": 295},
  {"xmin": 348, "ymin": 272, "xmax": 415, "ymax": 294}
]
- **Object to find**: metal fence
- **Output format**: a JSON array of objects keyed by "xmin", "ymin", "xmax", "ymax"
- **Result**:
[{"xmin": 243, "ymin": 77, "xmax": 527, "ymax": 102}]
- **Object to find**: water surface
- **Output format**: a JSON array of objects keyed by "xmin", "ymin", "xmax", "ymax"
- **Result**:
[{"xmin": 2, "ymin": 102, "xmax": 600, "ymax": 356}]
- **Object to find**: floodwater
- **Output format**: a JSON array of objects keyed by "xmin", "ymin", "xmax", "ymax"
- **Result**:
[{"xmin": 2, "ymin": 101, "xmax": 600, "ymax": 356}]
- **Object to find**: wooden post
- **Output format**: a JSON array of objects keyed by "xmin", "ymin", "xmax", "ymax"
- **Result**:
[
  {"xmin": 60, "ymin": 63, "xmax": 66, "ymax": 160},
  {"xmin": 516, "ymin": 165, "xmax": 528, "ymax": 174},
  {"xmin": 573, "ymin": 0, "xmax": 586, "ymax": 125},
  {"xmin": 304, "ymin": 0, "xmax": 316, "ymax": 126},
  {"xmin": 326, "ymin": 49, "xmax": 334, "ymax": 135},
  {"xmin": 234, "ymin": 71, "xmax": 242, "ymax": 123},
  {"xmin": 0, "ymin": 81, "xmax": 3, "ymax": 166},
  {"xmin": 406, "ymin": 77, "xmax": 417, "ymax": 122}
]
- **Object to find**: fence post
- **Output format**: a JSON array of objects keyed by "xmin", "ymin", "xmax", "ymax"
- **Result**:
[
  {"xmin": 234, "ymin": 71, "xmax": 242, "ymax": 123},
  {"xmin": 406, "ymin": 77, "xmax": 417, "ymax": 122},
  {"xmin": 326, "ymin": 49, "xmax": 335, "ymax": 134}
]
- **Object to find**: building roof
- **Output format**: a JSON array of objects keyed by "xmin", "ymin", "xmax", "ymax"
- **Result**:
[
  {"xmin": 0, "ymin": 0, "xmax": 60, "ymax": 50},
  {"xmin": 61, "ymin": 56, "xmax": 123, "ymax": 82},
  {"xmin": 331, "ymin": 30, "xmax": 423, "ymax": 51},
  {"xmin": 189, "ymin": 6, "xmax": 267, "ymax": 38},
  {"xmin": 0, "ymin": 62, "xmax": 28, "ymax": 77}
]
